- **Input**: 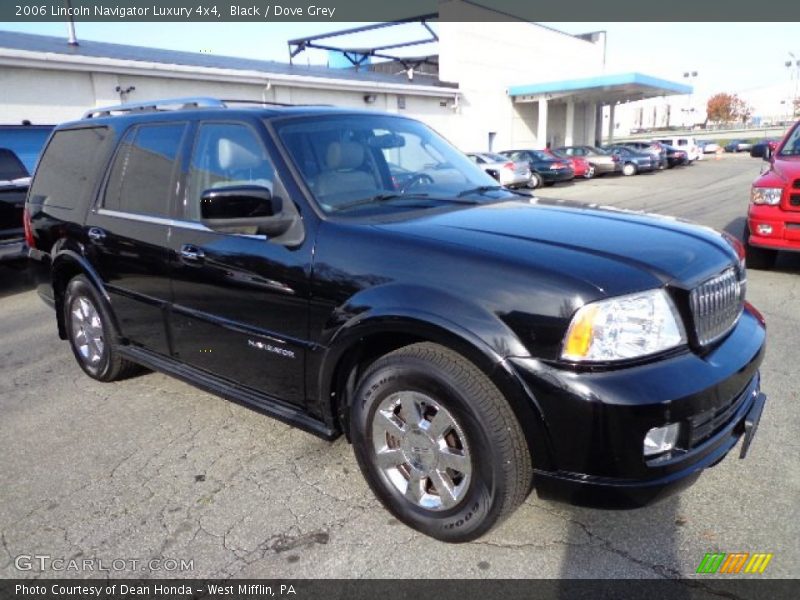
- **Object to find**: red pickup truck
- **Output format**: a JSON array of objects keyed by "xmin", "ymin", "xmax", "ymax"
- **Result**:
[{"xmin": 747, "ymin": 120, "xmax": 800, "ymax": 268}]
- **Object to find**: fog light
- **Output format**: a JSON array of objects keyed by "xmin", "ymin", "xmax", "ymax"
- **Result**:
[
  {"xmin": 756, "ymin": 224, "xmax": 773, "ymax": 235},
  {"xmin": 643, "ymin": 423, "xmax": 680, "ymax": 456}
]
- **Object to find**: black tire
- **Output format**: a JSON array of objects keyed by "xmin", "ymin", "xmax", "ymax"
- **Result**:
[
  {"xmin": 350, "ymin": 342, "xmax": 532, "ymax": 542},
  {"xmin": 622, "ymin": 162, "xmax": 637, "ymax": 176},
  {"xmin": 527, "ymin": 173, "xmax": 542, "ymax": 189},
  {"xmin": 744, "ymin": 230, "xmax": 777, "ymax": 270},
  {"xmin": 64, "ymin": 275, "xmax": 140, "ymax": 382}
]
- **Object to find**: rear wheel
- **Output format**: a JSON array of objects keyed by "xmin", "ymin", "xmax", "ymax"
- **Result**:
[
  {"xmin": 527, "ymin": 172, "xmax": 542, "ymax": 189},
  {"xmin": 744, "ymin": 230, "xmax": 777, "ymax": 270},
  {"xmin": 350, "ymin": 342, "xmax": 532, "ymax": 542},
  {"xmin": 64, "ymin": 275, "xmax": 140, "ymax": 381}
]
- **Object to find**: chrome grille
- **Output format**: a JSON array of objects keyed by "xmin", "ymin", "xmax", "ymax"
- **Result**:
[{"xmin": 689, "ymin": 267, "xmax": 744, "ymax": 346}]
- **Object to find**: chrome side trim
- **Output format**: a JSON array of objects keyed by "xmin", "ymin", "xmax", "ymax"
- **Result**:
[
  {"xmin": 94, "ymin": 208, "xmax": 267, "ymax": 239},
  {"xmin": 96, "ymin": 208, "xmax": 210, "ymax": 230}
]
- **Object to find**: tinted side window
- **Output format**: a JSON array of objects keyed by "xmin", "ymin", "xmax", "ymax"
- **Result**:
[
  {"xmin": 28, "ymin": 127, "xmax": 110, "ymax": 210},
  {"xmin": 184, "ymin": 123, "xmax": 276, "ymax": 221},
  {"xmin": 104, "ymin": 123, "xmax": 186, "ymax": 217}
]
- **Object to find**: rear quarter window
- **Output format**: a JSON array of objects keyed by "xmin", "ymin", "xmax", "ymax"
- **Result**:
[
  {"xmin": 28, "ymin": 127, "xmax": 111, "ymax": 210},
  {"xmin": 103, "ymin": 122, "xmax": 186, "ymax": 217}
]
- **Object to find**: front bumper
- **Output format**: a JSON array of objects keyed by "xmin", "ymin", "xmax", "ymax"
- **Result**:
[
  {"xmin": 748, "ymin": 206, "xmax": 800, "ymax": 251},
  {"xmin": 509, "ymin": 305, "xmax": 767, "ymax": 508},
  {"xmin": 0, "ymin": 237, "xmax": 26, "ymax": 262}
]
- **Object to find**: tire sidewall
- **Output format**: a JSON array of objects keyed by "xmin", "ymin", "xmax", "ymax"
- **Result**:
[
  {"xmin": 64, "ymin": 276, "xmax": 113, "ymax": 380},
  {"xmin": 350, "ymin": 357, "xmax": 503, "ymax": 542}
]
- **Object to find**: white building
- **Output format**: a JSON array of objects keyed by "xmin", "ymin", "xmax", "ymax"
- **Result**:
[{"xmin": 0, "ymin": 0, "xmax": 691, "ymax": 151}]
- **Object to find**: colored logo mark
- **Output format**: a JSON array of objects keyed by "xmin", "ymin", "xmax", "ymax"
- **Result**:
[{"xmin": 696, "ymin": 552, "xmax": 773, "ymax": 574}]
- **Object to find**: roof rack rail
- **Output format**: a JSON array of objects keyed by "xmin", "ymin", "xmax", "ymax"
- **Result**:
[
  {"xmin": 83, "ymin": 97, "xmax": 226, "ymax": 119},
  {"xmin": 82, "ymin": 97, "xmax": 331, "ymax": 119},
  {"xmin": 220, "ymin": 98, "xmax": 298, "ymax": 107}
]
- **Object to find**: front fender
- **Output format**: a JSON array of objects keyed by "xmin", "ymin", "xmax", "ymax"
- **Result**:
[
  {"xmin": 313, "ymin": 284, "xmax": 555, "ymax": 470},
  {"xmin": 322, "ymin": 283, "xmax": 529, "ymax": 358}
]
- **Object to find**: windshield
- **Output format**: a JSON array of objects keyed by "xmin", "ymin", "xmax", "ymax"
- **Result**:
[
  {"xmin": 275, "ymin": 114, "xmax": 504, "ymax": 216},
  {"xmin": 778, "ymin": 124, "xmax": 800, "ymax": 157}
]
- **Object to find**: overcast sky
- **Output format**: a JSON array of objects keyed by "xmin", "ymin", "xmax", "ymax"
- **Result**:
[{"xmin": 1, "ymin": 21, "xmax": 798, "ymax": 100}]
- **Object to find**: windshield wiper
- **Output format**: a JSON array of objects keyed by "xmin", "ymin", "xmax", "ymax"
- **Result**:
[
  {"xmin": 332, "ymin": 192, "xmax": 430, "ymax": 212},
  {"xmin": 333, "ymin": 192, "xmax": 480, "ymax": 212},
  {"xmin": 456, "ymin": 185, "xmax": 503, "ymax": 198}
]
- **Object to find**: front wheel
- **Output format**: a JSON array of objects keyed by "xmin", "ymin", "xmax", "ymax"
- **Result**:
[
  {"xmin": 584, "ymin": 166, "xmax": 595, "ymax": 179},
  {"xmin": 350, "ymin": 343, "xmax": 532, "ymax": 542},
  {"xmin": 622, "ymin": 163, "xmax": 637, "ymax": 176}
]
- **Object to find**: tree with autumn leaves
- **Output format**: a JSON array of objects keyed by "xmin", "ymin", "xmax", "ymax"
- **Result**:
[{"xmin": 706, "ymin": 93, "xmax": 753, "ymax": 125}]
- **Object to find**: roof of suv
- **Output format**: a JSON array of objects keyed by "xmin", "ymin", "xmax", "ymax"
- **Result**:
[{"xmin": 60, "ymin": 98, "xmax": 403, "ymax": 129}]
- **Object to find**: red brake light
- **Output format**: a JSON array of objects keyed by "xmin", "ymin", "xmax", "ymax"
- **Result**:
[
  {"xmin": 23, "ymin": 207, "xmax": 35, "ymax": 249},
  {"xmin": 503, "ymin": 162, "xmax": 515, "ymax": 171}
]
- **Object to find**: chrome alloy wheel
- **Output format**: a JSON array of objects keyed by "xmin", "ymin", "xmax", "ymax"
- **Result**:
[
  {"xmin": 70, "ymin": 296, "xmax": 105, "ymax": 365},
  {"xmin": 372, "ymin": 391, "xmax": 472, "ymax": 511}
]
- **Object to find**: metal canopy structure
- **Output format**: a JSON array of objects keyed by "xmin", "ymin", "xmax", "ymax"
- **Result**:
[
  {"xmin": 287, "ymin": 15, "xmax": 440, "ymax": 71},
  {"xmin": 508, "ymin": 73, "xmax": 693, "ymax": 105}
]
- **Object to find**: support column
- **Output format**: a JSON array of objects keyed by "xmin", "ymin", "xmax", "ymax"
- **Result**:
[
  {"xmin": 564, "ymin": 99, "xmax": 575, "ymax": 147},
  {"xmin": 594, "ymin": 103, "xmax": 603, "ymax": 146},
  {"xmin": 607, "ymin": 103, "xmax": 615, "ymax": 144},
  {"xmin": 538, "ymin": 97, "xmax": 548, "ymax": 148}
]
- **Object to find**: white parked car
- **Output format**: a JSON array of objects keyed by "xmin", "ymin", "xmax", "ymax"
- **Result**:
[
  {"xmin": 655, "ymin": 137, "xmax": 702, "ymax": 162},
  {"xmin": 700, "ymin": 141, "xmax": 720, "ymax": 154},
  {"xmin": 466, "ymin": 152, "xmax": 531, "ymax": 188}
]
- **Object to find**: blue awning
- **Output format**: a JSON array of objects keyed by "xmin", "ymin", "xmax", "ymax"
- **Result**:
[{"xmin": 508, "ymin": 72, "xmax": 692, "ymax": 102}]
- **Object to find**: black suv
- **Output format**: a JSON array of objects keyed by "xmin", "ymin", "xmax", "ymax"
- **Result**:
[{"xmin": 27, "ymin": 98, "xmax": 767, "ymax": 542}]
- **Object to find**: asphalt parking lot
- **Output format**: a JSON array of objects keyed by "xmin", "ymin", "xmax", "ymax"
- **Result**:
[{"xmin": 1, "ymin": 153, "xmax": 798, "ymax": 580}]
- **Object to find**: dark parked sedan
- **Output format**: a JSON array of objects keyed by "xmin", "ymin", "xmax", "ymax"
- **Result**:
[
  {"xmin": 608, "ymin": 141, "xmax": 668, "ymax": 170},
  {"xmin": 725, "ymin": 139, "xmax": 752, "ymax": 153},
  {"xmin": 662, "ymin": 144, "xmax": 689, "ymax": 168},
  {"xmin": 602, "ymin": 146, "xmax": 656, "ymax": 176},
  {"xmin": 500, "ymin": 149, "xmax": 575, "ymax": 188}
]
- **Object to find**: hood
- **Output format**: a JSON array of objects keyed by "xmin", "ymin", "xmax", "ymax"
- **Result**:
[{"xmin": 375, "ymin": 199, "xmax": 737, "ymax": 295}]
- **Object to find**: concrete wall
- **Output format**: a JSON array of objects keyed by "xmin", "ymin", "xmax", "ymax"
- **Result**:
[
  {"xmin": 0, "ymin": 65, "xmax": 453, "ymax": 130},
  {"xmin": 436, "ymin": 2, "xmax": 605, "ymax": 151}
]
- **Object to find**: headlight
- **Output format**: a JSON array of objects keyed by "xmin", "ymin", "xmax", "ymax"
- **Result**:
[
  {"xmin": 750, "ymin": 187, "xmax": 782, "ymax": 205},
  {"xmin": 562, "ymin": 289, "xmax": 686, "ymax": 362}
]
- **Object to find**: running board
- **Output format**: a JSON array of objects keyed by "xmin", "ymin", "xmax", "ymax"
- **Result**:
[{"xmin": 119, "ymin": 345, "xmax": 338, "ymax": 440}]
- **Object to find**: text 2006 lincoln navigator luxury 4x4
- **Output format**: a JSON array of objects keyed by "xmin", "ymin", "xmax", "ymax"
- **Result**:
[{"xmin": 26, "ymin": 98, "xmax": 767, "ymax": 542}]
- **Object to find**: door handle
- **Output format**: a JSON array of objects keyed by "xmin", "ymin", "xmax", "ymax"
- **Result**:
[
  {"xmin": 87, "ymin": 227, "xmax": 106, "ymax": 242},
  {"xmin": 180, "ymin": 244, "xmax": 205, "ymax": 263}
]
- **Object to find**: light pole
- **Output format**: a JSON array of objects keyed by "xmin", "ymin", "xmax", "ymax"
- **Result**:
[
  {"xmin": 683, "ymin": 70, "xmax": 698, "ymax": 128},
  {"xmin": 786, "ymin": 53, "xmax": 799, "ymax": 119}
]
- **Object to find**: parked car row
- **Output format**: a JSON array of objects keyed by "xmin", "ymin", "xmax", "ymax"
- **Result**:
[{"xmin": 469, "ymin": 139, "xmax": 699, "ymax": 190}]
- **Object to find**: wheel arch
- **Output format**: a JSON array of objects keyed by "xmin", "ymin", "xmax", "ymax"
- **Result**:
[
  {"xmin": 320, "ymin": 311, "xmax": 554, "ymax": 472},
  {"xmin": 51, "ymin": 249, "xmax": 120, "ymax": 341}
]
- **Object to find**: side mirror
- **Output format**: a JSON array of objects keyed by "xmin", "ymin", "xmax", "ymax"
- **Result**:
[{"xmin": 200, "ymin": 185, "xmax": 292, "ymax": 237}]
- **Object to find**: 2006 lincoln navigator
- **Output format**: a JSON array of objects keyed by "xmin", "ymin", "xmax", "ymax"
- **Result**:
[{"xmin": 26, "ymin": 98, "xmax": 767, "ymax": 542}]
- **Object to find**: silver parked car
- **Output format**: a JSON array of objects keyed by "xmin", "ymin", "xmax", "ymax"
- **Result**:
[{"xmin": 466, "ymin": 152, "xmax": 531, "ymax": 188}]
